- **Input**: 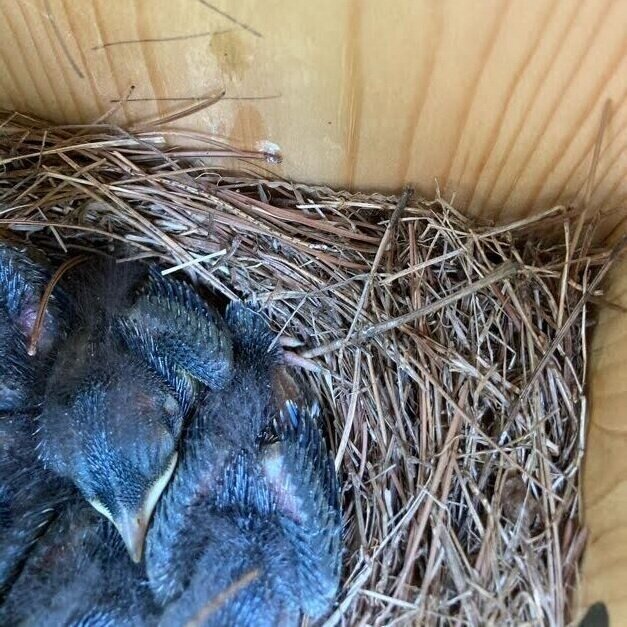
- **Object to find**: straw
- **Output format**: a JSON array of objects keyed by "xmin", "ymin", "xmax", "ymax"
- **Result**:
[{"xmin": 0, "ymin": 109, "xmax": 618, "ymax": 626}]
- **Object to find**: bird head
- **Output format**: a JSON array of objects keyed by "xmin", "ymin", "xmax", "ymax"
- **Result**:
[
  {"xmin": 37, "ymin": 258, "xmax": 234, "ymax": 563},
  {"xmin": 39, "ymin": 347, "xmax": 184, "ymax": 563}
]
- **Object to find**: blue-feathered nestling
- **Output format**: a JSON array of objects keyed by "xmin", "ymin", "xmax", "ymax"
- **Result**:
[
  {"xmin": 0, "ymin": 241, "xmax": 64, "ymax": 411},
  {"xmin": 0, "ymin": 494, "xmax": 159, "ymax": 626},
  {"xmin": 0, "ymin": 240, "xmax": 67, "ymax": 595},
  {"xmin": 0, "ymin": 413, "xmax": 69, "ymax": 598},
  {"xmin": 38, "ymin": 259, "xmax": 233, "ymax": 563},
  {"xmin": 146, "ymin": 303, "xmax": 342, "ymax": 626}
]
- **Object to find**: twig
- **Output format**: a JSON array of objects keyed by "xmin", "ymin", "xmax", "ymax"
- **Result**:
[
  {"xmin": 185, "ymin": 569, "xmax": 260, "ymax": 627},
  {"xmin": 345, "ymin": 187, "xmax": 413, "ymax": 338},
  {"xmin": 28, "ymin": 255, "xmax": 87, "ymax": 356},
  {"xmin": 303, "ymin": 262, "xmax": 519, "ymax": 358}
]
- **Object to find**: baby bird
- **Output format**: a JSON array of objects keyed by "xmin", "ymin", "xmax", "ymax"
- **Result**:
[
  {"xmin": 38, "ymin": 259, "xmax": 233, "ymax": 563},
  {"xmin": 146, "ymin": 304, "xmax": 342, "ymax": 625},
  {"xmin": 0, "ymin": 495, "xmax": 158, "ymax": 626},
  {"xmin": 145, "ymin": 304, "xmax": 286, "ymax": 602},
  {"xmin": 0, "ymin": 240, "xmax": 67, "ymax": 594},
  {"xmin": 0, "ymin": 241, "xmax": 63, "ymax": 411},
  {"xmin": 0, "ymin": 413, "xmax": 69, "ymax": 597},
  {"xmin": 160, "ymin": 404, "xmax": 341, "ymax": 627}
]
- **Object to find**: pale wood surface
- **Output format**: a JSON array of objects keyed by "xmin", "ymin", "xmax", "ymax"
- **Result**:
[
  {"xmin": 0, "ymin": 0, "xmax": 626, "ymax": 622},
  {"xmin": 0, "ymin": 0, "xmax": 625, "ymax": 224},
  {"xmin": 581, "ymin": 260, "xmax": 627, "ymax": 624}
]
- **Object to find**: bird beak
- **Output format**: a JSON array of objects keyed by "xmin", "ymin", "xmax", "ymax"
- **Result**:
[
  {"xmin": 115, "ymin": 508, "xmax": 148, "ymax": 564},
  {"xmin": 88, "ymin": 453, "xmax": 179, "ymax": 563},
  {"xmin": 117, "ymin": 452, "xmax": 179, "ymax": 563},
  {"xmin": 87, "ymin": 499, "xmax": 146, "ymax": 563}
]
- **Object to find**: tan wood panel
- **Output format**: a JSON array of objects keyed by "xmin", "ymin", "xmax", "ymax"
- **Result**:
[
  {"xmin": 581, "ymin": 261, "xmax": 627, "ymax": 624},
  {"xmin": 0, "ymin": 0, "xmax": 624, "ymax": 222}
]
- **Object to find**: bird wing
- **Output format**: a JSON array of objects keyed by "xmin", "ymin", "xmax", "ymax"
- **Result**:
[
  {"xmin": 261, "ymin": 401, "xmax": 340, "ymax": 525},
  {"xmin": 120, "ymin": 266, "xmax": 233, "ymax": 391},
  {"xmin": 214, "ymin": 450, "xmax": 274, "ymax": 517},
  {"xmin": 0, "ymin": 243, "xmax": 64, "ymax": 407},
  {"xmin": 0, "ymin": 500, "xmax": 156, "ymax": 626},
  {"xmin": 224, "ymin": 301, "xmax": 283, "ymax": 370},
  {"xmin": 0, "ymin": 242, "xmax": 51, "ymax": 323}
]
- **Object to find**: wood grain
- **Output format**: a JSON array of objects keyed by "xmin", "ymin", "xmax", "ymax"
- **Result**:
[
  {"xmin": 0, "ymin": 0, "xmax": 626, "ymax": 621},
  {"xmin": 0, "ymin": 0, "xmax": 624, "ymax": 221},
  {"xmin": 580, "ymin": 258, "xmax": 627, "ymax": 623}
]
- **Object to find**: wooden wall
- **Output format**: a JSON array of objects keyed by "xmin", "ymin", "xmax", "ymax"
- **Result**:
[
  {"xmin": 581, "ymin": 259, "xmax": 627, "ymax": 621},
  {"xmin": 0, "ymin": 0, "xmax": 624, "ymax": 227},
  {"xmin": 0, "ymin": 0, "xmax": 626, "ymax": 621}
]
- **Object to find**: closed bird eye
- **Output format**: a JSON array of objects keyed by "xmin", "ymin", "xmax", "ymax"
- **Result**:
[
  {"xmin": 162, "ymin": 394, "xmax": 184, "ymax": 435},
  {"xmin": 159, "ymin": 428, "xmax": 175, "ymax": 453}
]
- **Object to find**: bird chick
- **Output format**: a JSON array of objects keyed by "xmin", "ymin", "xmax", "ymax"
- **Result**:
[
  {"xmin": 38, "ymin": 259, "xmax": 233, "ymax": 563},
  {"xmin": 155, "ymin": 403, "xmax": 342, "ymax": 627},
  {"xmin": 146, "ymin": 304, "xmax": 342, "ymax": 625},
  {"xmin": 0, "ymin": 241, "xmax": 63, "ymax": 411},
  {"xmin": 0, "ymin": 495, "xmax": 159, "ymax": 626},
  {"xmin": 145, "ymin": 303, "xmax": 284, "ymax": 602},
  {"xmin": 0, "ymin": 241, "xmax": 67, "ymax": 594},
  {"xmin": 0, "ymin": 413, "xmax": 69, "ymax": 597}
]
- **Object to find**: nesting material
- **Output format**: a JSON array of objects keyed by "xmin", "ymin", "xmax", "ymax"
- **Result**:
[{"xmin": 0, "ymin": 110, "xmax": 620, "ymax": 625}]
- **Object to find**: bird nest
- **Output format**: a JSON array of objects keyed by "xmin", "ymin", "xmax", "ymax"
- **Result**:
[{"xmin": 0, "ymin": 110, "xmax": 620, "ymax": 625}]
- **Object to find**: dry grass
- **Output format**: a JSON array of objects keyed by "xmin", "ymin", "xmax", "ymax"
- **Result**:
[{"xmin": 0, "ymin": 109, "xmax": 621, "ymax": 626}]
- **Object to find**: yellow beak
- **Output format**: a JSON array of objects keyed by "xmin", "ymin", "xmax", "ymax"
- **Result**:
[
  {"xmin": 89, "ymin": 452, "xmax": 179, "ymax": 563},
  {"xmin": 115, "ymin": 508, "xmax": 149, "ymax": 564}
]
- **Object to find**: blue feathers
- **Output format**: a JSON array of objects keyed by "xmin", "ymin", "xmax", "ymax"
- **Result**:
[
  {"xmin": 225, "ymin": 301, "xmax": 284, "ymax": 367},
  {"xmin": 0, "ymin": 498, "xmax": 158, "ymax": 626},
  {"xmin": 0, "ymin": 243, "xmax": 69, "ymax": 597},
  {"xmin": 0, "ymin": 247, "xmax": 341, "ymax": 626},
  {"xmin": 124, "ymin": 266, "xmax": 233, "ymax": 390},
  {"xmin": 0, "ymin": 416, "xmax": 65, "ymax": 597},
  {"xmin": 0, "ymin": 242, "xmax": 64, "ymax": 412},
  {"xmin": 214, "ymin": 451, "xmax": 275, "ymax": 516},
  {"xmin": 145, "ymin": 301, "xmax": 341, "ymax": 625}
]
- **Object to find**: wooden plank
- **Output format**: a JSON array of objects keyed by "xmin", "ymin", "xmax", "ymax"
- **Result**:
[
  {"xmin": 0, "ymin": 0, "xmax": 624, "ymax": 222},
  {"xmin": 580, "ymin": 259, "xmax": 627, "ymax": 623}
]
